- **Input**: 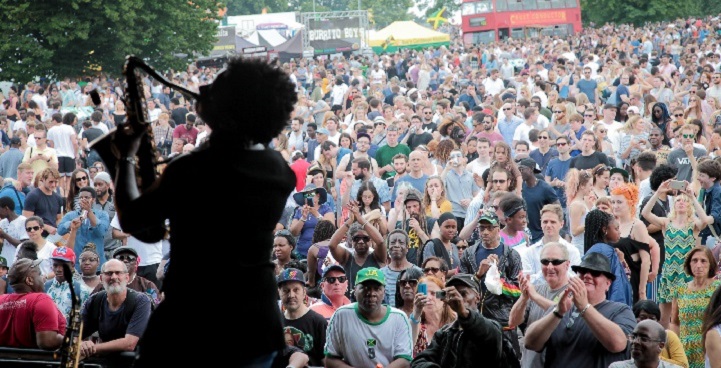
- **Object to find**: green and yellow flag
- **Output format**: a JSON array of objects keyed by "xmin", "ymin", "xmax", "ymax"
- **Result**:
[
  {"xmin": 427, "ymin": 7, "xmax": 448, "ymax": 30},
  {"xmin": 381, "ymin": 35, "xmax": 395, "ymax": 51}
]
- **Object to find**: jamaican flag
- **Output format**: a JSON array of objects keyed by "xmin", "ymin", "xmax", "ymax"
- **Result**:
[{"xmin": 427, "ymin": 7, "xmax": 448, "ymax": 30}]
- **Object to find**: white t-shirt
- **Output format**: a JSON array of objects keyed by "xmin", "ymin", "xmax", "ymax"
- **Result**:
[
  {"xmin": 46, "ymin": 124, "xmax": 77, "ymax": 158},
  {"xmin": 110, "ymin": 214, "xmax": 163, "ymax": 266},
  {"xmin": 325, "ymin": 304, "xmax": 413, "ymax": 367},
  {"xmin": 514, "ymin": 123, "xmax": 535, "ymax": 144},
  {"xmin": 0, "ymin": 216, "xmax": 28, "ymax": 268}
]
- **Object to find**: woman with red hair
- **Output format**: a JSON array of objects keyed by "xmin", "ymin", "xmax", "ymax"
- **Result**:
[{"xmin": 610, "ymin": 183, "xmax": 658, "ymax": 304}]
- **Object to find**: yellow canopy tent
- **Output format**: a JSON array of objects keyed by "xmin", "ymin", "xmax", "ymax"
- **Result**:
[{"xmin": 369, "ymin": 21, "xmax": 450, "ymax": 53}]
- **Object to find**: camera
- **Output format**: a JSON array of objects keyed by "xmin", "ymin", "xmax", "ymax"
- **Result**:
[{"xmin": 435, "ymin": 290, "xmax": 447, "ymax": 299}]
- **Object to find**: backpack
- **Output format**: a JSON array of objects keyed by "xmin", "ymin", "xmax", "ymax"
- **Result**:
[
  {"xmin": 420, "ymin": 238, "xmax": 451, "ymax": 269},
  {"xmin": 86, "ymin": 288, "xmax": 155, "ymax": 323}
]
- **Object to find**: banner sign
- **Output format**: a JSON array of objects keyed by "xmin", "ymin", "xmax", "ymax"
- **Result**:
[
  {"xmin": 211, "ymin": 26, "xmax": 236, "ymax": 57},
  {"xmin": 306, "ymin": 17, "xmax": 362, "ymax": 54}
]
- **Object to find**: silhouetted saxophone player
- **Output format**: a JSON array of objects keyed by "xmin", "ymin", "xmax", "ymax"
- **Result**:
[{"xmin": 100, "ymin": 56, "xmax": 297, "ymax": 367}]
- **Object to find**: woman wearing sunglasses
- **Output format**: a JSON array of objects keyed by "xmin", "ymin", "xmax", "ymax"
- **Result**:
[
  {"xmin": 20, "ymin": 217, "xmax": 58, "ymax": 280},
  {"xmin": 65, "ymin": 168, "xmax": 91, "ymax": 214},
  {"xmin": 410, "ymin": 275, "xmax": 457, "ymax": 357},
  {"xmin": 394, "ymin": 267, "xmax": 424, "ymax": 318}
]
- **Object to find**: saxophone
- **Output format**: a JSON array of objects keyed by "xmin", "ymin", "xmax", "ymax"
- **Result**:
[
  {"xmin": 55, "ymin": 263, "xmax": 83, "ymax": 368},
  {"xmin": 90, "ymin": 55, "xmax": 200, "ymax": 242}
]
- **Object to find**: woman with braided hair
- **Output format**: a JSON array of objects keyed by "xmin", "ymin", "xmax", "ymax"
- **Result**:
[{"xmin": 584, "ymin": 209, "xmax": 634, "ymax": 306}]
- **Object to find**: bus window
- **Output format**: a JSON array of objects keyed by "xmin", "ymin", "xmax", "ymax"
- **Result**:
[
  {"xmin": 523, "ymin": 0, "xmax": 537, "ymax": 10},
  {"xmin": 538, "ymin": 0, "xmax": 552, "ymax": 9},
  {"xmin": 464, "ymin": 30, "xmax": 496, "ymax": 44},
  {"xmin": 496, "ymin": 0, "xmax": 508, "ymax": 11},
  {"xmin": 565, "ymin": 0, "xmax": 577, "ymax": 7},
  {"xmin": 508, "ymin": 0, "xmax": 523, "ymax": 11}
]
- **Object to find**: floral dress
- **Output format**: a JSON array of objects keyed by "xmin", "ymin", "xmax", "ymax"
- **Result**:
[
  {"xmin": 676, "ymin": 279, "xmax": 721, "ymax": 368},
  {"xmin": 659, "ymin": 222, "xmax": 695, "ymax": 303}
]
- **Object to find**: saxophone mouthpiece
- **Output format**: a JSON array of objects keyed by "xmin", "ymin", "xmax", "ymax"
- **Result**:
[{"xmin": 89, "ymin": 90, "xmax": 101, "ymax": 106}]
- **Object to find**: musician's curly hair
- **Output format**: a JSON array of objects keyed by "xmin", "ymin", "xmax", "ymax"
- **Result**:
[{"xmin": 198, "ymin": 57, "xmax": 297, "ymax": 146}]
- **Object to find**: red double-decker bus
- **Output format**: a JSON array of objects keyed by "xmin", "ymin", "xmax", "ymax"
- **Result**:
[{"xmin": 461, "ymin": 0, "xmax": 582, "ymax": 44}]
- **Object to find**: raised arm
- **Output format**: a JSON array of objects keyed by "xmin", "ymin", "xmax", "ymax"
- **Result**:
[
  {"xmin": 328, "ymin": 213, "xmax": 354, "ymax": 266},
  {"xmin": 349, "ymin": 201, "xmax": 386, "ymax": 265},
  {"xmin": 641, "ymin": 184, "xmax": 670, "ymax": 228}
]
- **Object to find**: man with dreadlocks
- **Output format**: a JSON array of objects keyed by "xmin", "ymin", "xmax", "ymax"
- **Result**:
[
  {"xmin": 583, "ymin": 209, "xmax": 634, "ymax": 306},
  {"xmin": 399, "ymin": 191, "xmax": 439, "ymax": 266}
]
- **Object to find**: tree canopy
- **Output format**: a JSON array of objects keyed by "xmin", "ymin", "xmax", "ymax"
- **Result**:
[
  {"xmin": 226, "ymin": 0, "xmax": 413, "ymax": 28},
  {"xmin": 0, "ymin": 0, "xmax": 221, "ymax": 81},
  {"xmin": 580, "ymin": 0, "xmax": 702, "ymax": 26}
]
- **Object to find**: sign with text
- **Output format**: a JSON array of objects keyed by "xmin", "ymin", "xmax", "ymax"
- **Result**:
[
  {"xmin": 306, "ymin": 16, "xmax": 362, "ymax": 54},
  {"xmin": 211, "ymin": 26, "xmax": 237, "ymax": 57},
  {"xmin": 509, "ymin": 10, "xmax": 567, "ymax": 27}
]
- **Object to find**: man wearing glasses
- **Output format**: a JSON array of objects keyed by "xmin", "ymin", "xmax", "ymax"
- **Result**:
[
  {"xmin": 91, "ymin": 247, "xmax": 161, "ymax": 308},
  {"xmin": 310, "ymin": 265, "xmax": 351, "ymax": 319},
  {"xmin": 0, "ymin": 258, "xmax": 65, "ymax": 350},
  {"xmin": 529, "ymin": 128, "xmax": 559, "ymax": 174},
  {"xmin": 80, "ymin": 259, "xmax": 152, "ymax": 359},
  {"xmin": 667, "ymin": 125, "xmax": 706, "ymax": 182},
  {"xmin": 497, "ymin": 103, "xmax": 523, "ymax": 153},
  {"xmin": 609, "ymin": 320, "xmax": 683, "ymax": 368},
  {"xmin": 524, "ymin": 252, "xmax": 636, "ymax": 368},
  {"xmin": 473, "ymin": 113, "xmax": 504, "ymax": 147},
  {"xmin": 545, "ymin": 136, "xmax": 573, "ymax": 210},
  {"xmin": 57, "ymin": 187, "xmax": 110, "ymax": 270},
  {"xmin": 509, "ymin": 242, "xmax": 574, "ymax": 368}
]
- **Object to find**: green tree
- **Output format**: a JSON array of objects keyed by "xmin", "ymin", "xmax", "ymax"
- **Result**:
[
  {"xmin": 225, "ymin": 0, "xmax": 287, "ymax": 15},
  {"xmin": 580, "ymin": 0, "xmax": 701, "ymax": 26},
  {"xmin": 0, "ymin": 0, "xmax": 221, "ymax": 81}
]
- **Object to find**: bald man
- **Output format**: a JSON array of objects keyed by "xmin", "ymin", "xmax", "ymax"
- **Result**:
[{"xmin": 609, "ymin": 320, "xmax": 681, "ymax": 368}]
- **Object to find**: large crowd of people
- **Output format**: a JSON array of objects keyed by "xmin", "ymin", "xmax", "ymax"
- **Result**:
[{"xmin": 2, "ymin": 12, "xmax": 721, "ymax": 368}]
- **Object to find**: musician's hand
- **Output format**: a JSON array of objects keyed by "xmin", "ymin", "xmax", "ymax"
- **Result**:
[
  {"xmin": 111, "ymin": 118, "xmax": 147, "ymax": 159},
  {"xmin": 80, "ymin": 340, "xmax": 96, "ymax": 358}
]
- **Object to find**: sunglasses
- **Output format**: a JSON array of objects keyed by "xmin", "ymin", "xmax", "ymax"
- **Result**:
[
  {"xmin": 538, "ymin": 136, "xmax": 549, "ymax": 140},
  {"xmin": 115, "ymin": 255, "xmax": 137, "ymax": 262},
  {"xmin": 352, "ymin": 235, "xmax": 370, "ymax": 243},
  {"xmin": 674, "ymin": 114, "xmax": 684, "ymax": 117},
  {"xmin": 577, "ymin": 269, "xmax": 603, "ymax": 278},
  {"xmin": 584, "ymin": 114, "xmax": 595, "ymax": 117},
  {"xmin": 556, "ymin": 142, "xmax": 568, "ymax": 146},
  {"xmin": 553, "ymin": 110, "xmax": 563, "ymax": 114},
  {"xmin": 324, "ymin": 276, "xmax": 347, "ymax": 284},
  {"xmin": 457, "ymin": 245, "xmax": 468, "ymax": 251},
  {"xmin": 75, "ymin": 176, "xmax": 88, "ymax": 182},
  {"xmin": 423, "ymin": 267, "xmax": 441, "ymax": 274},
  {"xmin": 492, "ymin": 179, "xmax": 507, "ymax": 183},
  {"xmin": 26, "ymin": 225, "xmax": 41, "ymax": 232},
  {"xmin": 399, "ymin": 279, "xmax": 418, "ymax": 287},
  {"xmin": 540, "ymin": 258, "xmax": 566, "ymax": 266},
  {"xmin": 682, "ymin": 134, "xmax": 695, "ymax": 139},
  {"xmin": 274, "ymin": 230, "xmax": 292, "ymax": 237},
  {"xmin": 598, "ymin": 129, "xmax": 607, "ymax": 133},
  {"xmin": 502, "ymin": 108, "xmax": 512, "ymax": 111}
]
